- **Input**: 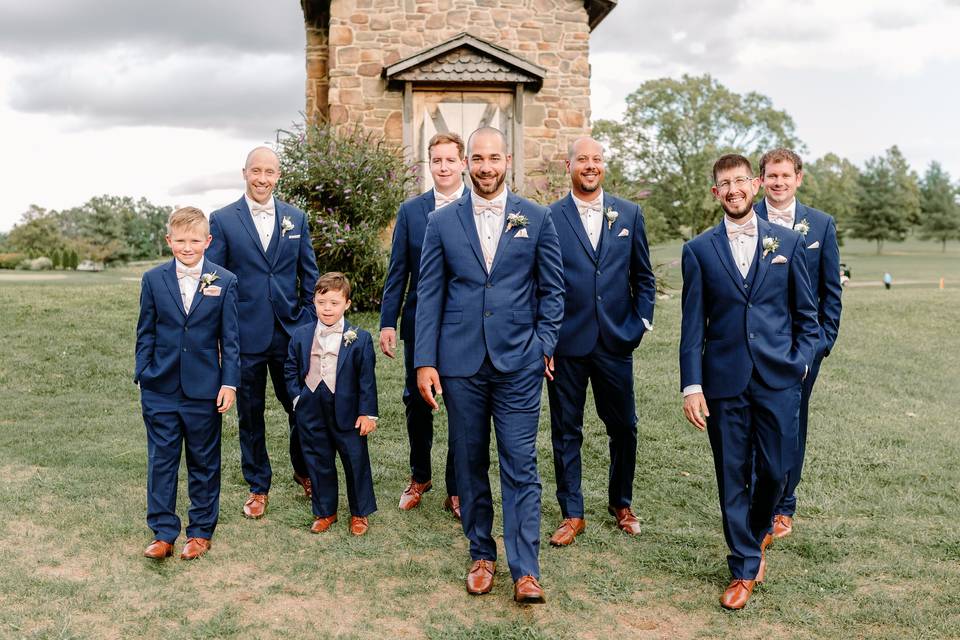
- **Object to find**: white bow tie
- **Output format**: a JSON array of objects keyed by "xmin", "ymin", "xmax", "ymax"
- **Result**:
[{"xmin": 251, "ymin": 203, "xmax": 274, "ymax": 216}]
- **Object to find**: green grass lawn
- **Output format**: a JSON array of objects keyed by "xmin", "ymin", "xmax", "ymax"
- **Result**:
[{"xmin": 1, "ymin": 241, "xmax": 958, "ymax": 639}]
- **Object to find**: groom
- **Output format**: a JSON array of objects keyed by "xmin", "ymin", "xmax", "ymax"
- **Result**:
[{"xmin": 415, "ymin": 127, "xmax": 564, "ymax": 603}]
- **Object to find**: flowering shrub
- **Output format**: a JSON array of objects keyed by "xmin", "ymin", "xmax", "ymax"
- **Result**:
[{"xmin": 275, "ymin": 122, "xmax": 417, "ymax": 311}]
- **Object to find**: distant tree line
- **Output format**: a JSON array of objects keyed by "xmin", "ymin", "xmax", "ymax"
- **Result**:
[{"xmin": 595, "ymin": 74, "xmax": 960, "ymax": 253}]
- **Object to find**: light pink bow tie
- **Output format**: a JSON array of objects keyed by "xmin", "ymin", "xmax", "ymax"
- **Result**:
[
  {"xmin": 436, "ymin": 193, "xmax": 459, "ymax": 208},
  {"xmin": 727, "ymin": 223, "xmax": 756, "ymax": 240},
  {"xmin": 767, "ymin": 207, "xmax": 793, "ymax": 224},
  {"xmin": 319, "ymin": 324, "xmax": 342, "ymax": 338},
  {"xmin": 176, "ymin": 265, "xmax": 202, "ymax": 280},
  {"xmin": 474, "ymin": 203, "xmax": 503, "ymax": 217},
  {"xmin": 251, "ymin": 202, "xmax": 274, "ymax": 216},
  {"xmin": 577, "ymin": 201, "xmax": 602, "ymax": 216}
]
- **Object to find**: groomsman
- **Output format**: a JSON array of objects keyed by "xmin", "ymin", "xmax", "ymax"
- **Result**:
[
  {"xmin": 546, "ymin": 136, "xmax": 657, "ymax": 546},
  {"xmin": 380, "ymin": 132, "xmax": 465, "ymax": 518},
  {"xmin": 415, "ymin": 127, "xmax": 564, "ymax": 603},
  {"xmin": 207, "ymin": 147, "xmax": 320, "ymax": 519},
  {"xmin": 679, "ymin": 154, "xmax": 819, "ymax": 609},
  {"xmin": 755, "ymin": 148, "xmax": 842, "ymax": 539}
]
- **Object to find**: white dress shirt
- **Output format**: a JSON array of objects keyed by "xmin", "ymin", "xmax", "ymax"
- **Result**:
[
  {"xmin": 472, "ymin": 188, "xmax": 509, "ymax": 272},
  {"xmin": 245, "ymin": 194, "xmax": 276, "ymax": 252},
  {"xmin": 175, "ymin": 257, "xmax": 203, "ymax": 313},
  {"xmin": 433, "ymin": 182, "xmax": 465, "ymax": 211},
  {"xmin": 571, "ymin": 189, "xmax": 604, "ymax": 251},
  {"xmin": 765, "ymin": 198, "xmax": 796, "ymax": 229}
]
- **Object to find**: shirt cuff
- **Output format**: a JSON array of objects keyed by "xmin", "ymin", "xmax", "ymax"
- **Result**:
[
  {"xmin": 366, "ymin": 416, "xmax": 378, "ymax": 422},
  {"xmin": 292, "ymin": 395, "xmax": 300, "ymax": 409},
  {"xmin": 682, "ymin": 384, "xmax": 703, "ymax": 397},
  {"xmin": 642, "ymin": 318, "xmax": 653, "ymax": 331},
  {"xmin": 222, "ymin": 385, "xmax": 236, "ymax": 391}
]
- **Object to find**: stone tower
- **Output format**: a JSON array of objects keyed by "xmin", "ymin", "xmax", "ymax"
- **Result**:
[{"xmin": 301, "ymin": 0, "xmax": 616, "ymax": 193}]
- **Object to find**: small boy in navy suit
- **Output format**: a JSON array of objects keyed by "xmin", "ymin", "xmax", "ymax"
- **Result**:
[
  {"xmin": 285, "ymin": 272, "xmax": 378, "ymax": 536},
  {"xmin": 135, "ymin": 207, "xmax": 240, "ymax": 561}
]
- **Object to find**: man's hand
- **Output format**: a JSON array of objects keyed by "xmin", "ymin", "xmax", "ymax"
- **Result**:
[
  {"xmin": 682, "ymin": 392, "xmax": 709, "ymax": 431},
  {"xmin": 544, "ymin": 355, "xmax": 555, "ymax": 381},
  {"xmin": 217, "ymin": 386, "xmax": 237, "ymax": 414},
  {"xmin": 379, "ymin": 328, "xmax": 397, "ymax": 358},
  {"xmin": 416, "ymin": 366, "xmax": 442, "ymax": 411},
  {"xmin": 355, "ymin": 416, "xmax": 377, "ymax": 436}
]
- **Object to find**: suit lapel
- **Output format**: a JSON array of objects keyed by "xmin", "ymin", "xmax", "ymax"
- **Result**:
[
  {"xmin": 709, "ymin": 223, "xmax": 749, "ymax": 300},
  {"xmin": 455, "ymin": 193, "xmax": 487, "ymax": 272},
  {"xmin": 267, "ymin": 205, "xmax": 283, "ymax": 268},
  {"xmin": 751, "ymin": 218, "xmax": 775, "ymax": 296},
  {"xmin": 236, "ymin": 198, "xmax": 271, "ymax": 264},
  {"xmin": 489, "ymin": 191, "xmax": 521, "ymax": 276},
  {"xmin": 597, "ymin": 192, "xmax": 616, "ymax": 264},
  {"xmin": 300, "ymin": 327, "xmax": 314, "ymax": 382},
  {"xmin": 335, "ymin": 320, "xmax": 351, "ymax": 380},
  {"xmin": 561, "ymin": 193, "xmax": 596, "ymax": 263},
  {"xmin": 753, "ymin": 199, "xmax": 769, "ymax": 222},
  {"xmin": 161, "ymin": 261, "xmax": 188, "ymax": 317}
]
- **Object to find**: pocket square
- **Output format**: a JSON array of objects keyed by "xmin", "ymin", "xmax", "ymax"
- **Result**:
[
  {"xmin": 202, "ymin": 285, "xmax": 222, "ymax": 296},
  {"xmin": 771, "ymin": 255, "xmax": 788, "ymax": 265},
  {"xmin": 806, "ymin": 240, "xmax": 820, "ymax": 249},
  {"xmin": 617, "ymin": 228, "xmax": 629, "ymax": 237},
  {"xmin": 515, "ymin": 228, "xmax": 529, "ymax": 238},
  {"xmin": 288, "ymin": 234, "xmax": 301, "ymax": 239}
]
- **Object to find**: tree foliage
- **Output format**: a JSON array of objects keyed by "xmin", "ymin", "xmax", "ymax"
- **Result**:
[
  {"xmin": 850, "ymin": 146, "xmax": 920, "ymax": 254},
  {"xmin": 801, "ymin": 153, "xmax": 862, "ymax": 240},
  {"xmin": 918, "ymin": 162, "xmax": 960, "ymax": 251}
]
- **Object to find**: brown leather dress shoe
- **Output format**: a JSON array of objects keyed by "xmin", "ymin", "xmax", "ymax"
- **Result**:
[
  {"xmin": 466, "ymin": 559, "xmax": 495, "ymax": 595},
  {"xmin": 350, "ymin": 516, "xmax": 369, "ymax": 536},
  {"xmin": 293, "ymin": 473, "xmax": 313, "ymax": 498},
  {"xmin": 513, "ymin": 575, "xmax": 546, "ymax": 604},
  {"xmin": 720, "ymin": 578, "xmax": 755, "ymax": 609},
  {"xmin": 443, "ymin": 495, "xmax": 462, "ymax": 521},
  {"xmin": 549, "ymin": 517, "xmax": 586, "ymax": 546},
  {"xmin": 180, "ymin": 537, "xmax": 211, "ymax": 560},
  {"xmin": 143, "ymin": 540, "xmax": 174, "ymax": 560},
  {"xmin": 398, "ymin": 478, "xmax": 432, "ymax": 511},
  {"xmin": 310, "ymin": 514, "xmax": 338, "ymax": 533},
  {"xmin": 772, "ymin": 514, "xmax": 793, "ymax": 539},
  {"xmin": 608, "ymin": 505, "xmax": 642, "ymax": 535},
  {"xmin": 243, "ymin": 493, "xmax": 268, "ymax": 519}
]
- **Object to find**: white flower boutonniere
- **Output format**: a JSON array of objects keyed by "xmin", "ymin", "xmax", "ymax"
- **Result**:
[
  {"xmin": 793, "ymin": 218, "xmax": 810, "ymax": 236},
  {"xmin": 761, "ymin": 236, "xmax": 780, "ymax": 260},
  {"xmin": 280, "ymin": 216, "xmax": 295, "ymax": 237},
  {"xmin": 343, "ymin": 328, "xmax": 358, "ymax": 346},
  {"xmin": 604, "ymin": 207, "xmax": 619, "ymax": 230},
  {"xmin": 505, "ymin": 213, "xmax": 528, "ymax": 233},
  {"xmin": 199, "ymin": 271, "xmax": 220, "ymax": 291}
]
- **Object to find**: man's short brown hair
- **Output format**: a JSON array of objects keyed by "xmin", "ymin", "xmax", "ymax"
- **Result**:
[
  {"xmin": 166, "ymin": 206, "xmax": 209, "ymax": 235},
  {"xmin": 712, "ymin": 154, "xmax": 754, "ymax": 183},
  {"xmin": 315, "ymin": 271, "xmax": 352, "ymax": 300},
  {"xmin": 759, "ymin": 148, "xmax": 803, "ymax": 176},
  {"xmin": 427, "ymin": 132, "xmax": 465, "ymax": 160}
]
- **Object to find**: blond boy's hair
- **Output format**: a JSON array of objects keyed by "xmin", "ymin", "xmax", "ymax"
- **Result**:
[{"xmin": 167, "ymin": 207, "xmax": 210, "ymax": 235}]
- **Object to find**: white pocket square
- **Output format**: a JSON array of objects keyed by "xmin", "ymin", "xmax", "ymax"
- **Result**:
[
  {"xmin": 771, "ymin": 255, "xmax": 788, "ymax": 265},
  {"xmin": 288, "ymin": 234, "xmax": 301, "ymax": 239},
  {"xmin": 617, "ymin": 228, "xmax": 629, "ymax": 237},
  {"xmin": 514, "ymin": 228, "xmax": 529, "ymax": 238},
  {"xmin": 806, "ymin": 240, "xmax": 820, "ymax": 249}
]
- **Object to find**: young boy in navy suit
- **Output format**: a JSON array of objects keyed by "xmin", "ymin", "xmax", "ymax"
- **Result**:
[
  {"xmin": 285, "ymin": 272, "xmax": 378, "ymax": 536},
  {"xmin": 135, "ymin": 207, "xmax": 240, "ymax": 561}
]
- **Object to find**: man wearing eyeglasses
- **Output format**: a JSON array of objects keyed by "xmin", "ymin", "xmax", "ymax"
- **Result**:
[{"xmin": 679, "ymin": 154, "xmax": 819, "ymax": 610}]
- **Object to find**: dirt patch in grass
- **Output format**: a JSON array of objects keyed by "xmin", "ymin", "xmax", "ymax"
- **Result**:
[{"xmin": 0, "ymin": 463, "xmax": 44, "ymax": 484}]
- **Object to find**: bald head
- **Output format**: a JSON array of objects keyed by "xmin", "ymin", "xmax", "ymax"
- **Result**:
[
  {"xmin": 566, "ymin": 136, "xmax": 605, "ymax": 198},
  {"xmin": 567, "ymin": 136, "xmax": 603, "ymax": 162},
  {"xmin": 467, "ymin": 127, "xmax": 508, "ymax": 157},
  {"xmin": 245, "ymin": 146, "xmax": 279, "ymax": 170},
  {"xmin": 243, "ymin": 146, "xmax": 281, "ymax": 204}
]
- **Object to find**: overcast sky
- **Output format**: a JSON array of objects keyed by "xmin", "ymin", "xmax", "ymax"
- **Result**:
[{"xmin": 2, "ymin": 0, "xmax": 959, "ymax": 231}]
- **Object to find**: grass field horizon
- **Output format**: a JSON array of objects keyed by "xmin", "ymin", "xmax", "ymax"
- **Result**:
[{"xmin": 1, "ymin": 237, "xmax": 958, "ymax": 639}]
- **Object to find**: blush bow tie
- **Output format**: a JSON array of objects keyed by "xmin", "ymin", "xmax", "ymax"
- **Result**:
[
  {"xmin": 436, "ymin": 193, "xmax": 460, "ymax": 208},
  {"xmin": 473, "ymin": 203, "xmax": 504, "ymax": 217},
  {"xmin": 577, "ymin": 201, "xmax": 602, "ymax": 216},
  {"xmin": 250, "ymin": 202, "xmax": 275, "ymax": 216},
  {"xmin": 319, "ymin": 324, "xmax": 343, "ymax": 338},
  {"xmin": 726, "ymin": 223, "xmax": 757, "ymax": 240},
  {"xmin": 176, "ymin": 265, "xmax": 202, "ymax": 280},
  {"xmin": 767, "ymin": 207, "xmax": 793, "ymax": 224}
]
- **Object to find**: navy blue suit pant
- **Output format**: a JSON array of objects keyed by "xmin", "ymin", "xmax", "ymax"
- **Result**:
[
  {"xmin": 775, "ymin": 351, "xmax": 824, "ymax": 516},
  {"xmin": 403, "ymin": 339, "xmax": 456, "ymax": 494}
]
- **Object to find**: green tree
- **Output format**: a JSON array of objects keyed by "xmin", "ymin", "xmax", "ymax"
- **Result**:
[
  {"xmin": 801, "ymin": 153, "xmax": 862, "ymax": 241},
  {"xmin": 51, "ymin": 248, "xmax": 61, "ymax": 269},
  {"xmin": 594, "ymin": 74, "xmax": 802, "ymax": 240},
  {"xmin": 918, "ymin": 162, "xmax": 960, "ymax": 252},
  {"xmin": 7, "ymin": 206, "xmax": 64, "ymax": 257},
  {"xmin": 850, "ymin": 146, "xmax": 918, "ymax": 254},
  {"xmin": 59, "ymin": 196, "xmax": 132, "ymax": 264}
]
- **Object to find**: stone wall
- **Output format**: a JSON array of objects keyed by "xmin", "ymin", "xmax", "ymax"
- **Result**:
[{"xmin": 306, "ymin": 0, "xmax": 595, "ymax": 191}]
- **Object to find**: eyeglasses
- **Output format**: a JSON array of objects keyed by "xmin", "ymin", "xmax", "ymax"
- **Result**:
[{"xmin": 715, "ymin": 176, "xmax": 753, "ymax": 192}]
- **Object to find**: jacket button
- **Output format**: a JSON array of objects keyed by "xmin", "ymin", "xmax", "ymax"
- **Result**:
[
  {"xmin": 485, "ymin": 283, "xmax": 492, "ymax": 288},
  {"xmin": 749, "ymin": 333, "xmax": 755, "ymax": 340},
  {"xmin": 597, "ymin": 295, "xmax": 602, "ymax": 301},
  {"xmin": 484, "ymin": 311, "xmax": 492, "ymax": 317},
  {"xmin": 596, "ymin": 270, "xmax": 601, "ymax": 276}
]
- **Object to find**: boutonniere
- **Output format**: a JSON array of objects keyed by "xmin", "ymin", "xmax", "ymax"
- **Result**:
[
  {"xmin": 793, "ymin": 218, "xmax": 810, "ymax": 236},
  {"xmin": 505, "ymin": 213, "xmax": 528, "ymax": 233},
  {"xmin": 280, "ymin": 216, "xmax": 295, "ymax": 237},
  {"xmin": 761, "ymin": 236, "xmax": 780, "ymax": 259},
  {"xmin": 604, "ymin": 207, "xmax": 619, "ymax": 230},
  {"xmin": 199, "ymin": 271, "xmax": 220, "ymax": 291},
  {"xmin": 343, "ymin": 328, "xmax": 358, "ymax": 346}
]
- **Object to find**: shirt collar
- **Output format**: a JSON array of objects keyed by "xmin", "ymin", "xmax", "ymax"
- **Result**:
[
  {"xmin": 175, "ymin": 257, "xmax": 204, "ymax": 274},
  {"xmin": 316, "ymin": 317, "xmax": 345, "ymax": 338},
  {"xmin": 571, "ymin": 189, "xmax": 604, "ymax": 213},
  {"xmin": 244, "ymin": 193, "xmax": 275, "ymax": 214},
  {"xmin": 433, "ymin": 182, "xmax": 465, "ymax": 202},
  {"xmin": 765, "ymin": 197, "xmax": 796, "ymax": 216},
  {"xmin": 723, "ymin": 212, "xmax": 757, "ymax": 234}
]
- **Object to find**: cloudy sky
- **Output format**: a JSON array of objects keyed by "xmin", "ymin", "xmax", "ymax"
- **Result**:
[{"xmin": 2, "ymin": 0, "xmax": 959, "ymax": 231}]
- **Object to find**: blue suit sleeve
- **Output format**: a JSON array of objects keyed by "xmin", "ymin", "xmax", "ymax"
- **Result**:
[
  {"xmin": 380, "ymin": 204, "xmax": 409, "ymax": 329},
  {"xmin": 298, "ymin": 214, "xmax": 320, "ymax": 321},
  {"xmin": 358, "ymin": 333, "xmax": 378, "ymax": 417},
  {"xmin": 819, "ymin": 217, "xmax": 843, "ymax": 355},
  {"xmin": 788, "ymin": 234, "xmax": 821, "ymax": 370},
  {"xmin": 630, "ymin": 203, "xmax": 657, "ymax": 328},
  {"xmin": 414, "ymin": 213, "xmax": 444, "ymax": 369},
  {"xmin": 534, "ymin": 209, "xmax": 565, "ymax": 358},
  {"xmin": 219, "ymin": 276, "xmax": 241, "ymax": 388},
  {"xmin": 207, "ymin": 213, "xmax": 226, "ymax": 266},
  {"xmin": 284, "ymin": 331, "xmax": 302, "ymax": 403},
  {"xmin": 134, "ymin": 275, "xmax": 157, "ymax": 383},
  {"xmin": 679, "ymin": 243, "xmax": 704, "ymax": 390}
]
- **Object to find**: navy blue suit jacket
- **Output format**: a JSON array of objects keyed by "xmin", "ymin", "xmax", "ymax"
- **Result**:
[
  {"xmin": 414, "ymin": 191, "xmax": 565, "ymax": 377},
  {"xmin": 135, "ymin": 259, "xmax": 241, "ymax": 400},
  {"xmin": 549, "ymin": 192, "xmax": 657, "ymax": 357},
  {"xmin": 207, "ymin": 197, "xmax": 320, "ymax": 354},
  {"xmin": 379, "ymin": 190, "xmax": 437, "ymax": 340},
  {"xmin": 679, "ymin": 218, "xmax": 820, "ymax": 399},
  {"xmin": 754, "ymin": 199, "xmax": 842, "ymax": 356},
  {"xmin": 284, "ymin": 320, "xmax": 378, "ymax": 431}
]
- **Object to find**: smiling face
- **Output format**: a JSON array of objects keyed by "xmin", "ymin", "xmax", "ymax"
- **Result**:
[
  {"xmin": 762, "ymin": 159, "xmax": 804, "ymax": 209},
  {"xmin": 567, "ymin": 137, "xmax": 605, "ymax": 198},
  {"xmin": 467, "ymin": 128, "xmax": 511, "ymax": 198},
  {"xmin": 429, "ymin": 141, "xmax": 466, "ymax": 195},
  {"xmin": 314, "ymin": 287, "xmax": 351, "ymax": 327},
  {"xmin": 712, "ymin": 164, "xmax": 760, "ymax": 222},
  {"xmin": 243, "ymin": 147, "xmax": 280, "ymax": 205},
  {"xmin": 166, "ymin": 223, "xmax": 211, "ymax": 268}
]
